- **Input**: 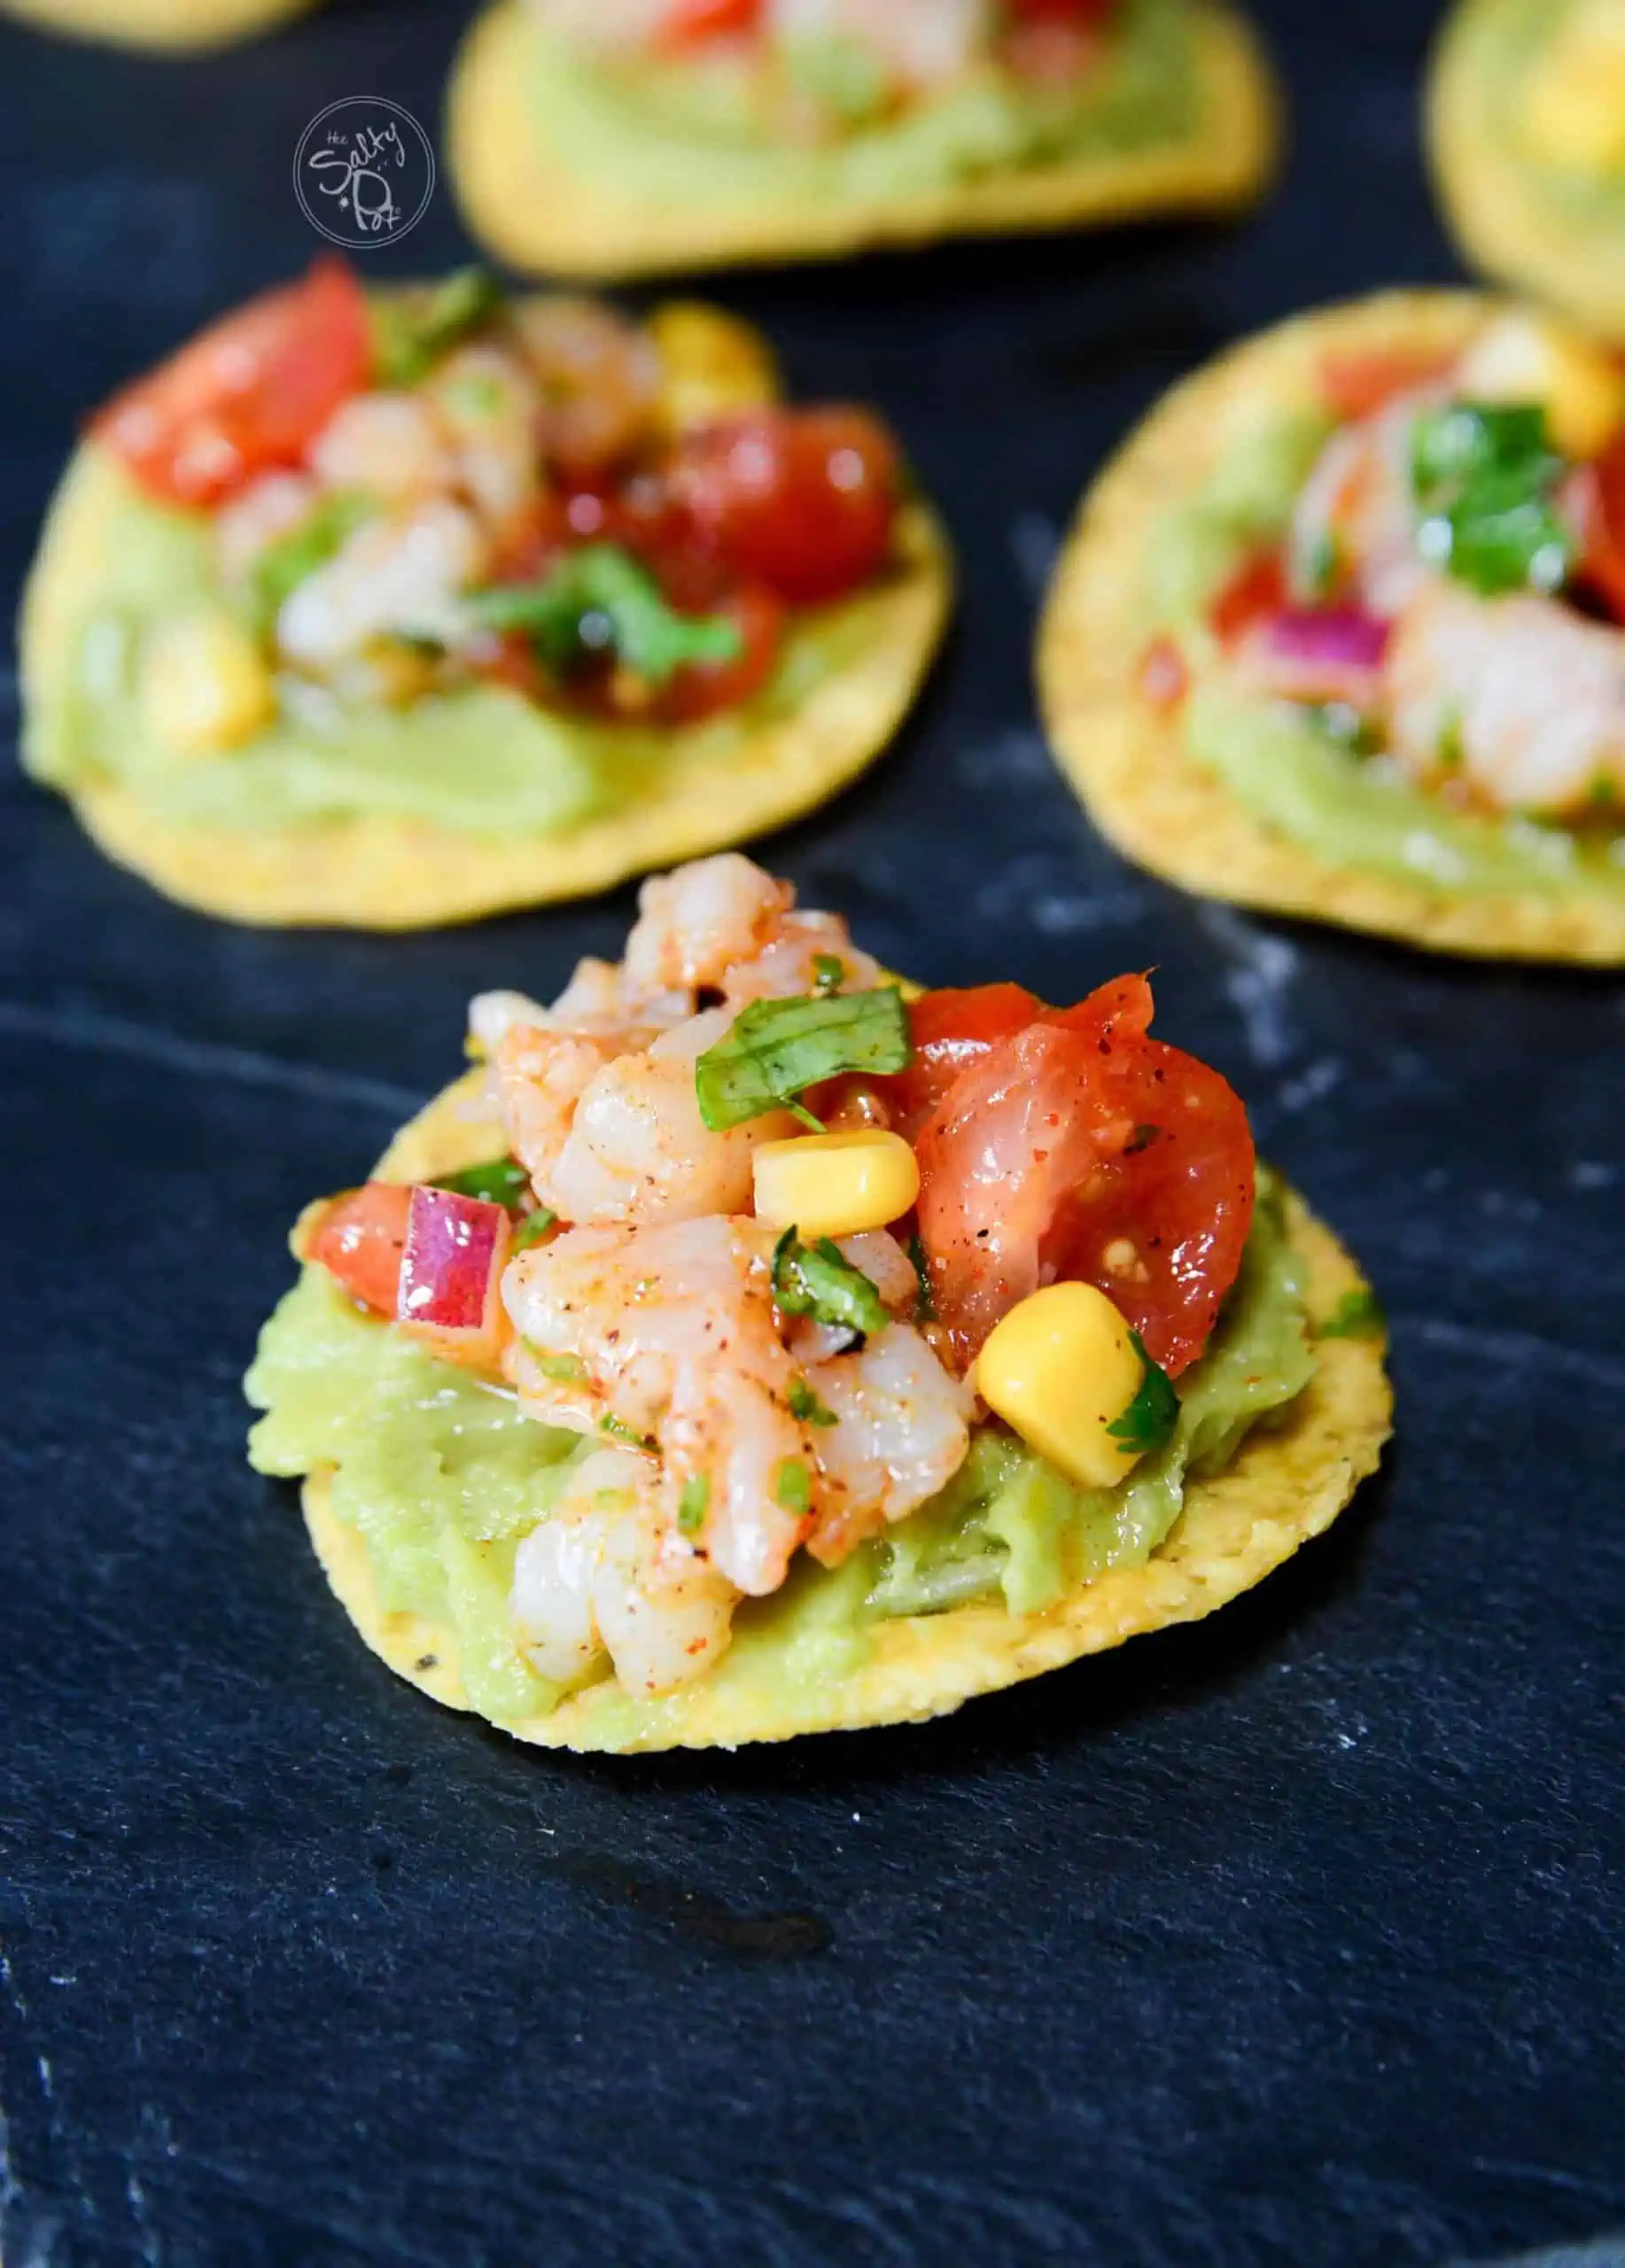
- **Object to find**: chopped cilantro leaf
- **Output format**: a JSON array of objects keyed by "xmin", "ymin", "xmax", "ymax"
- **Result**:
[
  {"xmin": 538, "ymin": 1352, "xmax": 585, "ymax": 1382},
  {"xmin": 1317, "ymin": 1287, "xmax": 1386, "ymax": 1340},
  {"xmin": 433, "ymin": 1157, "xmax": 531, "ymax": 1209},
  {"xmin": 512, "ymin": 1208, "xmax": 558, "ymax": 1252},
  {"xmin": 774, "ymin": 1457, "xmax": 812, "ymax": 1515},
  {"xmin": 694, "ymin": 985, "xmax": 911, "ymax": 1132},
  {"xmin": 678, "ymin": 1474, "xmax": 711, "ymax": 1535},
  {"xmin": 372, "ymin": 267, "xmax": 502, "ymax": 388},
  {"xmin": 812, "ymin": 952, "xmax": 847, "ymax": 994},
  {"xmin": 1106, "ymin": 1332, "xmax": 1180, "ymax": 1456},
  {"xmin": 772, "ymin": 1228, "xmax": 889, "ymax": 1340},
  {"xmin": 906, "ymin": 1231, "xmax": 936, "ymax": 1324},
  {"xmin": 788, "ymin": 1376, "xmax": 838, "ymax": 1428},
  {"xmin": 599, "ymin": 1413, "xmax": 652, "ymax": 1449},
  {"xmin": 1410, "ymin": 400, "xmax": 1575, "ymax": 599},
  {"xmin": 469, "ymin": 543, "xmax": 741, "ymax": 690}
]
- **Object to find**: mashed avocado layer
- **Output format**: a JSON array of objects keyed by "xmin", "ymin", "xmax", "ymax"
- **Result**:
[
  {"xmin": 245, "ymin": 1171, "xmax": 1314, "ymax": 1732},
  {"xmin": 1151, "ymin": 407, "xmax": 1625, "ymax": 902},
  {"xmin": 23, "ymin": 449, "xmax": 891, "ymax": 840},
  {"xmin": 524, "ymin": 0, "xmax": 1199, "ymax": 212}
]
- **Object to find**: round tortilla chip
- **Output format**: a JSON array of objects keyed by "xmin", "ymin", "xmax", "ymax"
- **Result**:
[
  {"xmin": 0, "ymin": 0, "xmax": 312, "ymax": 45},
  {"xmin": 1428, "ymin": 0, "xmax": 1625, "ymax": 343},
  {"xmin": 19, "ymin": 443, "xmax": 951, "ymax": 930},
  {"xmin": 445, "ymin": 0, "xmax": 1279, "ymax": 281},
  {"xmin": 289, "ymin": 1070, "xmax": 1388, "ymax": 1755},
  {"xmin": 1038, "ymin": 289, "xmax": 1625, "ymax": 964}
]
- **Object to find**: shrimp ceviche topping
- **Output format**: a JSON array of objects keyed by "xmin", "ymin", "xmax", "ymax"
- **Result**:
[
  {"xmin": 90, "ymin": 259, "xmax": 905, "ymax": 750},
  {"xmin": 277, "ymin": 851, "xmax": 1310, "ymax": 1713},
  {"xmin": 533, "ymin": 0, "xmax": 1127, "ymax": 124},
  {"xmin": 1167, "ymin": 307, "xmax": 1625, "ymax": 829}
]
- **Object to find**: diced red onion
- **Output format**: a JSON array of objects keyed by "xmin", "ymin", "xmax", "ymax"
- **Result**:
[{"xmin": 396, "ymin": 1186, "xmax": 510, "ymax": 1344}]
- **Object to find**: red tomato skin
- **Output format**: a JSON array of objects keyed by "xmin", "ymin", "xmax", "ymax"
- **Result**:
[
  {"xmin": 882, "ymin": 983, "xmax": 1043, "ymax": 1138},
  {"xmin": 914, "ymin": 975, "xmax": 1256, "ymax": 1377},
  {"xmin": 658, "ymin": 0, "xmax": 760, "ymax": 44},
  {"xmin": 1577, "ymin": 438, "xmax": 1625, "ymax": 622},
  {"xmin": 93, "ymin": 257, "xmax": 370, "ymax": 509},
  {"xmin": 1319, "ymin": 347, "xmax": 1455, "ymax": 423},
  {"xmin": 307, "ymin": 1182, "xmax": 412, "ymax": 1316},
  {"xmin": 670, "ymin": 408, "xmax": 901, "ymax": 605},
  {"xmin": 1209, "ymin": 550, "xmax": 1288, "ymax": 644},
  {"xmin": 649, "ymin": 580, "xmax": 784, "ymax": 724},
  {"xmin": 1006, "ymin": 0, "xmax": 1113, "ymax": 18}
]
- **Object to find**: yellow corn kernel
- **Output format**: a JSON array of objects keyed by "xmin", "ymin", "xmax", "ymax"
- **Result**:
[
  {"xmin": 650, "ymin": 301, "xmax": 781, "ymax": 435},
  {"xmin": 752, "ymin": 1130, "xmax": 920, "ymax": 1240},
  {"xmin": 141, "ymin": 610, "xmax": 276, "ymax": 757},
  {"xmin": 976, "ymin": 1283, "xmax": 1148, "ymax": 1492},
  {"xmin": 1457, "ymin": 309, "xmax": 1625, "ymax": 462},
  {"xmin": 1522, "ymin": 3, "xmax": 1625, "ymax": 175}
]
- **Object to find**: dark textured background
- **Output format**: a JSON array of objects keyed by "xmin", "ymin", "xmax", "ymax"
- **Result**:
[{"xmin": 2, "ymin": 3, "xmax": 1622, "ymax": 2263}]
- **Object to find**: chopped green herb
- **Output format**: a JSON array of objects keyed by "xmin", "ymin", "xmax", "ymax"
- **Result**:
[
  {"xmin": 812, "ymin": 952, "xmax": 847, "ymax": 995},
  {"xmin": 694, "ymin": 985, "xmax": 911, "ymax": 1132},
  {"xmin": 433, "ymin": 1157, "xmax": 531, "ymax": 1209},
  {"xmin": 788, "ymin": 1376, "xmax": 839, "ymax": 1428},
  {"xmin": 906, "ymin": 1231, "xmax": 937, "ymax": 1324},
  {"xmin": 1317, "ymin": 1287, "xmax": 1387, "ymax": 1340},
  {"xmin": 1410, "ymin": 400, "xmax": 1575, "ymax": 598},
  {"xmin": 1295, "ymin": 526, "xmax": 1341, "ymax": 603},
  {"xmin": 599, "ymin": 1414, "xmax": 652, "ymax": 1449},
  {"xmin": 511, "ymin": 1208, "xmax": 558, "ymax": 1253},
  {"xmin": 678, "ymin": 1473, "xmax": 711, "ymax": 1535},
  {"xmin": 372, "ymin": 267, "xmax": 503, "ymax": 388},
  {"xmin": 1589, "ymin": 773, "xmax": 1619, "ymax": 808},
  {"xmin": 246, "ymin": 491, "xmax": 371, "ymax": 633},
  {"xmin": 468, "ymin": 543, "xmax": 741, "ymax": 690},
  {"xmin": 774, "ymin": 1457, "xmax": 812, "ymax": 1515},
  {"xmin": 1106, "ymin": 1332, "xmax": 1180, "ymax": 1456},
  {"xmin": 539, "ymin": 1352, "xmax": 586, "ymax": 1383},
  {"xmin": 1306, "ymin": 701, "xmax": 1379, "ymax": 757},
  {"xmin": 771, "ymin": 1228, "xmax": 889, "ymax": 1340},
  {"xmin": 442, "ymin": 371, "xmax": 505, "ymax": 421},
  {"xmin": 1437, "ymin": 706, "xmax": 1466, "ymax": 771}
]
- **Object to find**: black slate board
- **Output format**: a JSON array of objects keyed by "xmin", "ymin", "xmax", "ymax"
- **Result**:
[{"xmin": 2, "ymin": 4, "xmax": 1622, "ymax": 2263}]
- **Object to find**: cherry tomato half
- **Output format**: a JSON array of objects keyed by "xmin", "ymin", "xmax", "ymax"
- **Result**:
[
  {"xmin": 910, "ymin": 975, "xmax": 1256, "ymax": 1376},
  {"xmin": 670, "ymin": 408, "xmax": 901, "ymax": 606},
  {"xmin": 1577, "ymin": 434, "xmax": 1625, "ymax": 623},
  {"xmin": 93, "ymin": 257, "xmax": 370, "ymax": 509}
]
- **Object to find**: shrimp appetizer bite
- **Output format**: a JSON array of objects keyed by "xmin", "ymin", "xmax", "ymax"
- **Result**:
[
  {"xmin": 1430, "ymin": 0, "xmax": 1625, "ymax": 340},
  {"xmin": 0, "ymin": 0, "xmax": 312, "ymax": 46},
  {"xmin": 1039, "ymin": 293, "xmax": 1625, "ymax": 960},
  {"xmin": 447, "ymin": 0, "xmax": 1278, "ymax": 281},
  {"xmin": 20, "ymin": 262, "xmax": 948, "ymax": 927},
  {"xmin": 247, "ymin": 854, "xmax": 1389, "ymax": 1753}
]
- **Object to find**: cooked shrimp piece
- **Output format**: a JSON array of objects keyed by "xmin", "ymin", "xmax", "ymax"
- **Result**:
[
  {"xmin": 214, "ymin": 470, "xmax": 321, "ymax": 584},
  {"xmin": 544, "ymin": 1010, "xmax": 797, "ymax": 1228},
  {"xmin": 509, "ymin": 296, "xmax": 661, "ymax": 473},
  {"xmin": 510, "ymin": 1446, "xmax": 737, "ymax": 1696},
  {"xmin": 768, "ymin": 0, "xmax": 985, "ymax": 86},
  {"xmin": 469, "ymin": 988, "xmax": 555, "ymax": 1056},
  {"xmin": 624, "ymin": 853, "xmax": 795, "ymax": 996},
  {"xmin": 276, "ymin": 500, "xmax": 487, "ymax": 668},
  {"xmin": 424, "ymin": 344, "xmax": 543, "ymax": 535},
  {"xmin": 308, "ymin": 392, "xmax": 456, "ymax": 504},
  {"xmin": 1385, "ymin": 581, "xmax": 1625, "ymax": 815},
  {"xmin": 721, "ymin": 913, "xmax": 883, "ymax": 1006},
  {"xmin": 492, "ymin": 1023, "xmax": 634, "ymax": 1198},
  {"xmin": 804, "ymin": 1323, "xmax": 973, "ymax": 1566},
  {"xmin": 1290, "ymin": 397, "xmax": 1434, "ymax": 618},
  {"xmin": 505, "ymin": 1216, "xmax": 812, "ymax": 1596}
]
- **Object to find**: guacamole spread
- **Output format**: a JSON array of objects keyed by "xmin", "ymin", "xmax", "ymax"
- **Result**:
[
  {"xmin": 246, "ymin": 1169, "xmax": 1314, "ymax": 1736},
  {"xmin": 522, "ymin": 0, "xmax": 1201, "ymax": 212},
  {"xmin": 25, "ymin": 453, "xmax": 895, "ymax": 841}
]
